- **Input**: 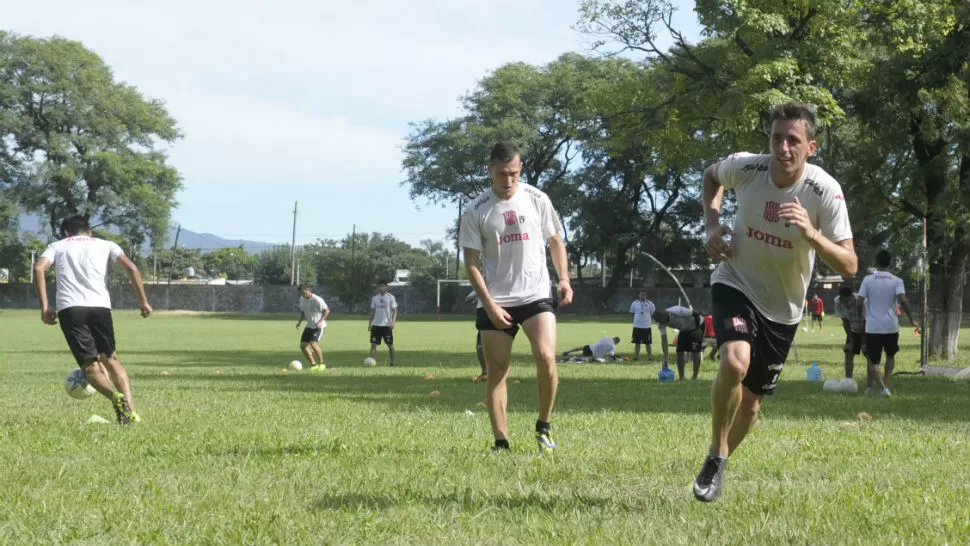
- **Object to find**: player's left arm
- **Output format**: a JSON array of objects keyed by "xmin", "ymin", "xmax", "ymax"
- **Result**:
[
  {"xmin": 32, "ymin": 256, "xmax": 56, "ymax": 325},
  {"xmin": 897, "ymin": 292, "xmax": 919, "ymax": 331},
  {"xmin": 117, "ymin": 254, "xmax": 152, "ymax": 318},
  {"xmin": 319, "ymin": 304, "xmax": 330, "ymax": 328},
  {"xmin": 779, "ymin": 196, "xmax": 858, "ymax": 279},
  {"xmin": 296, "ymin": 310, "xmax": 304, "ymax": 329},
  {"xmin": 391, "ymin": 298, "xmax": 398, "ymax": 329},
  {"xmin": 547, "ymin": 234, "xmax": 572, "ymax": 306}
]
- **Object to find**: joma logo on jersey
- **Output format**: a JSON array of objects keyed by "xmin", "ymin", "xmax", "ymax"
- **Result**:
[
  {"xmin": 745, "ymin": 226, "xmax": 793, "ymax": 249},
  {"xmin": 497, "ymin": 232, "xmax": 531, "ymax": 246},
  {"xmin": 763, "ymin": 201, "xmax": 781, "ymax": 223},
  {"xmin": 741, "ymin": 164, "xmax": 768, "ymax": 172},
  {"xmin": 503, "ymin": 210, "xmax": 519, "ymax": 226},
  {"xmin": 803, "ymin": 178, "xmax": 823, "ymax": 196}
]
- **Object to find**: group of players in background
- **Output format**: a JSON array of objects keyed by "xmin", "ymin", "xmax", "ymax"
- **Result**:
[{"xmin": 33, "ymin": 101, "xmax": 922, "ymax": 504}]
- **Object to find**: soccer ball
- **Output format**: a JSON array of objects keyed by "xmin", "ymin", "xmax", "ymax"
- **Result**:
[
  {"xmin": 65, "ymin": 369, "xmax": 95, "ymax": 400},
  {"xmin": 802, "ymin": 327, "xmax": 808, "ymax": 332},
  {"xmin": 288, "ymin": 360, "xmax": 303, "ymax": 371},
  {"xmin": 362, "ymin": 357, "xmax": 377, "ymax": 367},
  {"xmin": 822, "ymin": 378, "xmax": 842, "ymax": 393}
]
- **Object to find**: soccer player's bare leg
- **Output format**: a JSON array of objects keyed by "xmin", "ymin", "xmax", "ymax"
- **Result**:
[
  {"xmin": 81, "ymin": 359, "xmax": 116, "ymax": 399},
  {"xmin": 482, "ymin": 330, "xmax": 515, "ymax": 441},
  {"xmin": 300, "ymin": 342, "xmax": 316, "ymax": 366},
  {"xmin": 310, "ymin": 341, "xmax": 323, "ymax": 364},
  {"xmin": 727, "ymin": 387, "xmax": 762, "ymax": 455},
  {"xmin": 522, "ymin": 312, "xmax": 558, "ymax": 423},
  {"xmin": 884, "ymin": 354, "xmax": 895, "ymax": 388},
  {"xmin": 692, "ymin": 351, "xmax": 701, "ymax": 380},
  {"xmin": 101, "ymin": 352, "xmax": 136, "ymax": 412},
  {"xmin": 710, "ymin": 340, "xmax": 752, "ymax": 457}
]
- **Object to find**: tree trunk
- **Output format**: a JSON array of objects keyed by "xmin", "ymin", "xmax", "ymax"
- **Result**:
[{"xmin": 927, "ymin": 267, "xmax": 965, "ymax": 360}]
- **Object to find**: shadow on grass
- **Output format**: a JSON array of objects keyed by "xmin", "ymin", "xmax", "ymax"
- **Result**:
[{"xmin": 312, "ymin": 490, "xmax": 650, "ymax": 513}]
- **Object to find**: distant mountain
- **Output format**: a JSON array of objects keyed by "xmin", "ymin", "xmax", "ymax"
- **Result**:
[{"xmin": 17, "ymin": 214, "xmax": 277, "ymax": 254}]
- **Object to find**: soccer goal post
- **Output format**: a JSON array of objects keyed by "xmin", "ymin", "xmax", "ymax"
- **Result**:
[{"xmin": 436, "ymin": 279, "xmax": 472, "ymax": 320}]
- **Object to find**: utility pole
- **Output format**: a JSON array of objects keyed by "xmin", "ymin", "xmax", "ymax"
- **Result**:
[
  {"xmin": 289, "ymin": 201, "xmax": 298, "ymax": 285},
  {"xmin": 167, "ymin": 224, "xmax": 182, "ymax": 285}
]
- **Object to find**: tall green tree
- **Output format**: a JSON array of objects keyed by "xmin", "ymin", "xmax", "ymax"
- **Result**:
[{"xmin": 0, "ymin": 32, "xmax": 182, "ymax": 251}]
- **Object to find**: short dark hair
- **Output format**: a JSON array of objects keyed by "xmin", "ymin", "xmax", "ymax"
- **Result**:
[
  {"xmin": 297, "ymin": 283, "xmax": 311, "ymax": 291},
  {"xmin": 769, "ymin": 102, "xmax": 818, "ymax": 141},
  {"xmin": 875, "ymin": 250, "xmax": 892, "ymax": 268},
  {"xmin": 60, "ymin": 215, "xmax": 90, "ymax": 237},
  {"xmin": 489, "ymin": 141, "xmax": 521, "ymax": 164},
  {"xmin": 839, "ymin": 286, "xmax": 853, "ymax": 298}
]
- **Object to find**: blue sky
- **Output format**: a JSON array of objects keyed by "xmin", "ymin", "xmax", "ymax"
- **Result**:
[{"xmin": 8, "ymin": 1, "xmax": 701, "ymax": 248}]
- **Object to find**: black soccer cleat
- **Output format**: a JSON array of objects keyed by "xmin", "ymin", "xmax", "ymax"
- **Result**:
[{"xmin": 692, "ymin": 455, "xmax": 727, "ymax": 502}]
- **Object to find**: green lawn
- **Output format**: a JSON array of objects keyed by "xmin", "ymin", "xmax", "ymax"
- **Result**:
[{"xmin": 1, "ymin": 309, "xmax": 968, "ymax": 545}]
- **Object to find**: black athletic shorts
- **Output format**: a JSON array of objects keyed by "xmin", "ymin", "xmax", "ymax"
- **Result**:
[
  {"xmin": 370, "ymin": 325, "xmax": 394, "ymax": 345},
  {"xmin": 632, "ymin": 327, "xmax": 652, "ymax": 345},
  {"xmin": 676, "ymin": 327, "xmax": 703, "ymax": 353},
  {"xmin": 711, "ymin": 283, "xmax": 798, "ymax": 396},
  {"xmin": 58, "ymin": 306, "xmax": 116, "ymax": 366},
  {"xmin": 865, "ymin": 333, "xmax": 900, "ymax": 364},
  {"xmin": 581, "ymin": 345, "xmax": 594, "ymax": 357},
  {"xmin": 475, "ymin": 298, "xmax": 556, "ymax": 338},
  {"xmin": 812, "ymin": 314, "xmax": 822, "ymax": 321},
  {"xmin": 301, "ymin": 327, "xmax": 323, "ymax": 343},
  {"xmin": 845, "ymin": 332, "xmax": 864, "ymax": 355}
]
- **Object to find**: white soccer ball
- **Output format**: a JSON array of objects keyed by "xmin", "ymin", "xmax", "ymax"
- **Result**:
[
  {"xmin": 802, "ymin": 327, "xmax": 808, "ymax": 332},
  {"xmin": 822, "ymin": 378, "xmax": 842, "ymax": 393},
  {"xmin": 840, "ymin": 378, "xmax": 859, "ymax": 394},
  {"xmin": 65, "ymin": 369, "xmax": 95, "ymax": 400},
  {"xmin": 288, "ymin": 360, "xmax": 303, "ymax": 371},
  {"xmin": 362, "ymin": 357, "xmax": 377, "ymax": 367}
]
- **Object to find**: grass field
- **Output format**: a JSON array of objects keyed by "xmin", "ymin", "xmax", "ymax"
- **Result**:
[{"xmin": 1, "ymin": 309, "xmax": 968, "ymax": 545}]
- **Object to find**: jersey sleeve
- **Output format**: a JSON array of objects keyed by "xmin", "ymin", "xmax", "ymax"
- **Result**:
[
  {"xmin": 895, "ymin": 278, "xmax": 905, "ymax": 296},
  {"xmin": 630, "ymin": 302, "xmax": 637, "ymax": 314},
  {"xmin": 108, "ymin": 241, "xmax": 125, "ymax": 262},
  {"xmin": 540, "ymin": 194, "xmax": 560, "ymax": 241},
  {"xmin": 370, "ymin": 296, "xmax": 377, "ymax": 310},
  {"xmin": 390, "ymin": 295, "xmax": 398, "ymax": 309},
  {"xmin": 316, "ymin": 295, "xmax": 328, "ymax": 309},
  {"xmin": 458, "ymin": 210, "xmax": 483, "ymax": 252},
  {"xmin": 714, "ymin": 152, "xmax": 763, "ymax": 191},
  {"xmin": 816, "ymin": 181, "xmax": 853, "ymax": 243},
  {"xmin": 40, "ymin": 243, "xmax": 58, "ymax": 262},
  {"xmin": 858, "ymin": 278, "xmax": 869, "ymax": 299}
]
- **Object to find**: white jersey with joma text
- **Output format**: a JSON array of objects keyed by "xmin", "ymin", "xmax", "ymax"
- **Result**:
[
  {"xmin": 710, "ymin": 153, "xmax": 853, "ymax": 325},
  {"xmin": 40, "ymin": 236, "xmax": 124, "ymax": 312},
  {"xmin": 458, "ymin": 184, "xmax": 561, "ymax": 307}
]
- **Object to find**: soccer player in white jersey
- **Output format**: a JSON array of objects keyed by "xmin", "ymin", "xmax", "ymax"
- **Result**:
[
  {"xmin": 458, "ymin": 141, "xmax": 573, "ymax": 453},
  {"xmin": 858, "ymin": 250, "xmax": 919, "ymax": 397},
  {"xmin": 33, "ymin": 216, "xmax": 152, "ymax": 425},
  {"xmin": 296, "ymin": 284, "xmax": 330, "ymax": 371},
  {"xmin": 368, "ymin": 281, "xmax": 398, "ymax": 366},
  {"xmin": 694, "ymin": 103, "xmax": 858, "ymax": 502},
  {"xmin": 630, "ymin": 290, "xmax": 656, "ymax": 360}
]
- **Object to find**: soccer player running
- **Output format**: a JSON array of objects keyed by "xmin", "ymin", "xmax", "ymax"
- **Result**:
[
  {"xmin": 459, "ymin": 140, "xmax": 572, "ymax": 453},
  {"xmin": 858, "ymin": 250, "xmax": 919, "ymax": 397},
  {"xmin": 810, "ymin": 293, "xmax": 825, "ymax": 332},
  {"xmin": 295, "ymin": 283, "xmax": 330, "ymax": 371},
  {"xmin": 653, "ymin": 306, "xmax": 704, "ymax": 380},
  {"xmin": 834, "ymin": 286, "xmax": 870, "ymax": 388},
  {"xmin": 630, "ymin": 290, "xmax": 656, "ymax": 361},
  {"xmin": 694, "ymin": 103, "xmax": 857, "ymax": 502},
  {"xmin": 33, "ymin": 216, "xmax": 153, "ymax": 425}
]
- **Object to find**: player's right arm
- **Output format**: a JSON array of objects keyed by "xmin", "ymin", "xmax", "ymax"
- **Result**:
[
  {"xmin": 32, "ymin": 256, "xmax": 56, "ymax": 325},
  {"xmin": 367, "ymin": 302, "xmax": 375, "ymax": 330},
  {"xmin": 117, "ymin": 254, "xmax": 152, "ymax": 318},
  {"xmin": 897, "ymin": 291, "xmax": 919, "ymax": 332},
  {"xmin": 296, "ymin": 310, "xmax": 304, "ymax": 329},
  {"xmin": 702, "ymin": 163, "xmax": 734, "ymax": 262},
  {"xmin": 658, "ymin": 324, "xmax": 669, "ymax": 364}
]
